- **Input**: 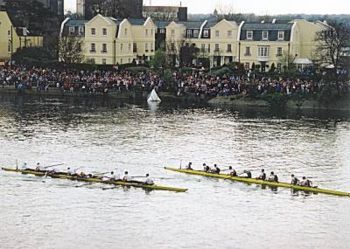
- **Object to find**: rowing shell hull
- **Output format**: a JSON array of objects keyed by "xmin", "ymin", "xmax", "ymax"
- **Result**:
[
  {"xmin": 164, "ymin": 167, "xmax": 350, "ymax": 197},
  {"xmin": 2, "ymin": 168, "xmax": 187, "ymax": 193}
]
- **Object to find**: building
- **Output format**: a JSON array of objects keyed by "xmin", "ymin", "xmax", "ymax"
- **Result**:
[
  {"xmin": 61, "ymin": 14, "xmax": 156, "ymax": 65},
  {"xmin": 143, "ymin": 5, "xmax": 188, "ymax": 21},
  {"xmin": 239, "ymin": 19, "xmax": 328, "ymax": 71},
  {"xmin": 0, "ymin": 11, "xmax": 43, "ymax": 63},
  {"xmin": 77, "ymin": 0, "xmax": 143, "ymax": 20},
  {"xmin": 164, "ymin": 18, "xmax": 327, "ymax": 69}
]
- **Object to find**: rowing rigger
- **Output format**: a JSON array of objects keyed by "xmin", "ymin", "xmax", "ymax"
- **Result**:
[
  {"xmin": 1, "ymin": 167, "xmax": 188, "ymax": 193},
  {"xmin": 164, "ymin": 167, "xmax": 350, "ymax": 197}
]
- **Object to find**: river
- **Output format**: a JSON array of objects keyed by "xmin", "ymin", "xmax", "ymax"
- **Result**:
[{"xmin": 0, "ymin": 95, "xmax": 349, "ymax": 249}]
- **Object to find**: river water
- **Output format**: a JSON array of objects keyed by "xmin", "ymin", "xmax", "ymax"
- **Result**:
[{"xmin": 0, "ymin": 95, "xmax": 349, "ymax": 249}]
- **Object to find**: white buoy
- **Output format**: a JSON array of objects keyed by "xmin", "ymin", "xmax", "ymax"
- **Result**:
[{"xmin": 147, "ymin": 89, "xmax": 161, "ymax": 103}]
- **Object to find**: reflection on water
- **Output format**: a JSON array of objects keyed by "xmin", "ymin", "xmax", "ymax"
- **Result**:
[{"xmin": 0, "ymin": 94, "xmax": 350, "ymax": 249}]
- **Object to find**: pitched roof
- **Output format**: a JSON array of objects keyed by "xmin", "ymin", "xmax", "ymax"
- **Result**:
[
  {"xmin": 65, "ymin": 19, "xmax": 87, "ymax": 27},
  {"xmin": 242, "ymin": 23, "xmax": 293, "ymax": 30}
]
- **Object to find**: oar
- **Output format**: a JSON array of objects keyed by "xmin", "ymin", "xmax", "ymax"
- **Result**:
[
  {"xmin": 44, "ymin": 163, "xmax": 65, "ymax": 169},
  {"xmin": 92, "ymin": 171, "xmax": 110, "ymax": 176},
  {"xmin": 75, "ymin": 183, "xmax": 92, "ymax": 188},
  {"xmin": 16, "ymin": 159, "xmax": 18, "ymax": 170}
]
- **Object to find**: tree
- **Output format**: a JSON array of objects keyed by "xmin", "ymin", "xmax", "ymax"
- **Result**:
[
  {"xmin": 58, "ymin": 37, "xmax": 83, "ymax": 64},
  {"xmin": 180, "ymin": 44, "xmax": 199, "ymax": 67},
  {"xmin": 315, "ymin": 21, "xmax": 350, "ymax": 78},
  {"xmin": 150, "ymin": 50, "xmax": 167, "ymax": 71}
]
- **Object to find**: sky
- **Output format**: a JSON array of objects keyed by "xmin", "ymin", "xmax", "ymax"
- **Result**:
[{"xmin": 64, "ymin": 0, "xmax": 350, "ymax": 15}]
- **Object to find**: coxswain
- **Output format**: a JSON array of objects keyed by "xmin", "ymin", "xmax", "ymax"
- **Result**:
[
  {"xmin": 123, "ymin": 171, "xmax": 132, "ymax": 181},
  {"xmin": 145, "ymin": 173, "xmax": 154, "ymax": 185},
  {"xmin": 241, "ymin": 170, "xmax": 252, "ymax": 178},
  {"xmin": 203, "ymin": 163, "xmax": 210, "ymax": 172},
  {"xmin": 290, "ymin": 174, "xmax": 300, "ymax": 185},
  {"xmin": 211, "ymin": 164, "xmax": 220, "ymax": 174},
  {"xmin": 186, "ymin": 162, "xmax": 193, "ymax": 170},
  {"xmin": 256, "ymin": 169, "xmax": 266, "ymax": 180},
  {"xmin": 268, "ymin": 171, "xmax": 278, "ymax": 182},
  {"xmin": 300, "ymin": 176, "xmax": 312, "ymax": 187},
  {"xmin": 228, "ymin": 166, "xmax": 237, "ymax": 176}
]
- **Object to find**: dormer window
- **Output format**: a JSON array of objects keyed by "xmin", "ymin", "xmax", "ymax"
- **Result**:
[
  {"xmin": 278, "ymin": 31, "xmax": 284, "ymax": 40},
  {"xmin": 262, "ymin": 31, "xmax": 269, "ymax": 40},
  {"xmin": 215, "ymin": 30, "xmax": 219, "ymax": 37},
  {"xmin": 203, "ymin": 29, "xmax": 209, "ymax": 38},
  {"xmin": 246, "ymin": 31, "xmax": 253, "ymax": 40},
  {"xmin": 69, "ymin": 26, "xmax": 75, "ymax": 35}
]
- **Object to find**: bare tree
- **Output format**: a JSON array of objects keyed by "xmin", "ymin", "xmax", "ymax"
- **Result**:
[
  {"xmin": 315, "ymin": 21, "xmax": 350, "ymax": 76},
  {"xmin": 58, "ymin": 37, "xmax": 83, "ymax": 64}
]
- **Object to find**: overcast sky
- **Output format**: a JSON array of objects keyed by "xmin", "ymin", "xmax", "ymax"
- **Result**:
[{"xmin": 64, "ymin": 0, "xmax": 350, "ymax": 15}]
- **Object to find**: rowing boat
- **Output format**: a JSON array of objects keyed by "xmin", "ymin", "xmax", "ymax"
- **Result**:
[
  {"xmin": 2, "ymin": 167, "xmax": 188, "ymax": 193},
  {"xmin": 164, "ymin": 167, "xmax": 350, "ymax": 197}
]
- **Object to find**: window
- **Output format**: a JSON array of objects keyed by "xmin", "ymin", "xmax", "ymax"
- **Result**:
[
  {"xmin": 120, "ymin": 58, "xmax": 123, "ymax": 64},
  {"xmin": 203, "ymin": 29, "xmax": 209, "ymax": 38},
  {"xmin": 102, "ymin": 59, "xmax": 107, "ymax": 64},
  {"xmin": 8, "ymin": 43, "xmax": 11, "ymax": 52},
  {"xmin": 160, "ymin": 28, "xmax": 165, "ymax": 34},
  {"xmin": 227, "ymin": 30, "xmax": 232, "ymax": 37},
  {"xmin": 133, "ymin": 43, "xmax": 137, "ymax": 53},
  {"xmin": 8, "ymin": 30, "xmax": 11, "ymax": 36},
  {"xmin": 124, "ymin": 28, "xmax": 127, "ymax": 36},
  {"xmin": 262, "ymin": 31, "xmax": 269, "ymax": 40},
  {"xmin": 91, "ymin": 28, "xmax": 96, "ymax": 35},
  {"xmin": 245, "ymin": 47, "xmax": 251, "ymax": 56},
  {"xmin": 78, "ymin": 26, "xmax": 84, "ymax": 35},
  {"xmin": 145, "ymin": 43, "xmax": 148, "ymax": 52},
  {"xmin": 90, "ymin": 43, "xmax": 96, "ymax": 53},
  {"xmin": 102, "ymin": 43, "xmax": 107, "ymax": 53},
  {"xmin": 258, "ymin": 46, "xmax": 269, "ymax": 57},
  {"xmin": 171, "ymin": 29, "xmax": 175, "ymax": 36},
  {"xmin": 128, "ymin": 43, "xmax": 131, "ymax": 52},
  {"xmin": 186, "ymin": 29, "xmax": 192, "ymax": 38},
  {"xmin": 151, "ymin": 43, "xmax": 154, "ymax": 52},
  {"xmin": 277, "ymin": 47, "xmax": 283, "ymax": 56},
  {"xmin": 193, "ymin": 29, "xmax": 199, "ymax": 38},
  {"xmin": 69, "ymin": 26, "xmax": 75, "ymax": 35},
  {"xmin": 145, "ymin": 29, "xmax": 148, "ymax": 36},
  {"xmin": 277, "ymin": 63, "xmax": 282, "ymax": 71},
  {"xmin": 120, "ymin": 43, "xmax": 123, "ymax": 51},
  {"xmin": 215, "ymin": 44, "xmax": 219, "ymax": 52},
  {"xmin": 208, "ymin": 44, "xmax": 210, "ymax": 53},
  {"xmin": 278, "ymin": 31, "xmax": 284, "ymax": 40},
  {"xmin": 201, "ymin": 44, "xmax": 205, "ymax": 52},
  {"xmin": 215, "ymin": 30, "xmax": 219, "ymax": 37},
  {"xmin": 227, "ymin": 44, "xmax": 232, "ymax": 52},
  {"xmin": 246, "ymin": 31, "xmax": 253, "ymax": 40}
]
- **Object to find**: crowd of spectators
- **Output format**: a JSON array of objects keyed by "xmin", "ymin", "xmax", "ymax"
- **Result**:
[{"xmin": 0, "ymin": 66, "xmax": 348, "ymax": 98}]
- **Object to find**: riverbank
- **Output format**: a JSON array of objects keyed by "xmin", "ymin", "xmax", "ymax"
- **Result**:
[{"xmin": 208, "ymin": 95, "xmax": 350, "ymax": 112}]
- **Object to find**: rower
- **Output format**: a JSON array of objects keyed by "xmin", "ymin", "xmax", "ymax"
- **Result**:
[
  {"xmin": 21, "ymin": 162, "xmax": 29, "ymax": 170},
  {"xmin": 186, "ymin": 162, "xmax": 193, "ymax": 170},
  {"xmin": 203, "ymin": 163, "xmax": 210, "ymax": 172},
  {"xmin": 67, "ymin": 167, "xmax": 75, "ymax": 175},
  {"xmin": 256, "ymin": 169, "xmax": 266, "ymax": 180},
  {"xmin": 291, "ymin": 174, "xmax": 300, "ymax": 185},
  {"xmin": 268, "ymin": 171, "xmax": 278, "ymax": 182},
  {"xmin": 228, "ymin": 166, "xmax": 237, "ymax": 176},
  {"xmin": 109, "ymin": 171, "xmax": 120, "ymax": 181},
  {"xmin": 145, "ymin": 173, "xmax": 154, "ymax": 185},
  {"xmin": 35, "ymin": 163, "xmax": 45, "ymax": 171},
  {"xmin": 300, "ymin": 176, "xmax": 312, "ymax": 187},
  {"xmin": 123, "ymin": 171, "xmax": 132, "ymax": 181},
  {"xmin": 241, "ymin": 170, "xmax": 252, "ymax": 178},
  {"xmin": 211, "ymin": 164, "xmax": 220, "ymax": 174}
]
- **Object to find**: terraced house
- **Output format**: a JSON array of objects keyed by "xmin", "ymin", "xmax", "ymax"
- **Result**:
[
  {"xmin": 61, "ymin": 14, "xmax": 327, "ymax": 69},
  {"xmin": 238, "ymin": 19, "xmax": 328, "ymax": 72},
  {"xmin": 61, "ymin": 14, "xmax": 156, "ymax": 65}
]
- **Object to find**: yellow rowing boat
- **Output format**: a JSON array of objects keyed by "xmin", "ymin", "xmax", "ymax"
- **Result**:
[
  {"xmin": 164, "ymin": 167, "xmax": 350, "ymax": 197},
  {"xmin": 2, "ymin": 167, "xmax": 188, "ymax": 193}
]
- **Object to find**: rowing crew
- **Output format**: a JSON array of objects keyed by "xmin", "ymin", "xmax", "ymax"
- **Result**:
[{"xmin": 291, "ymin": 174, "xmax": 315, "ymax": 187}]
